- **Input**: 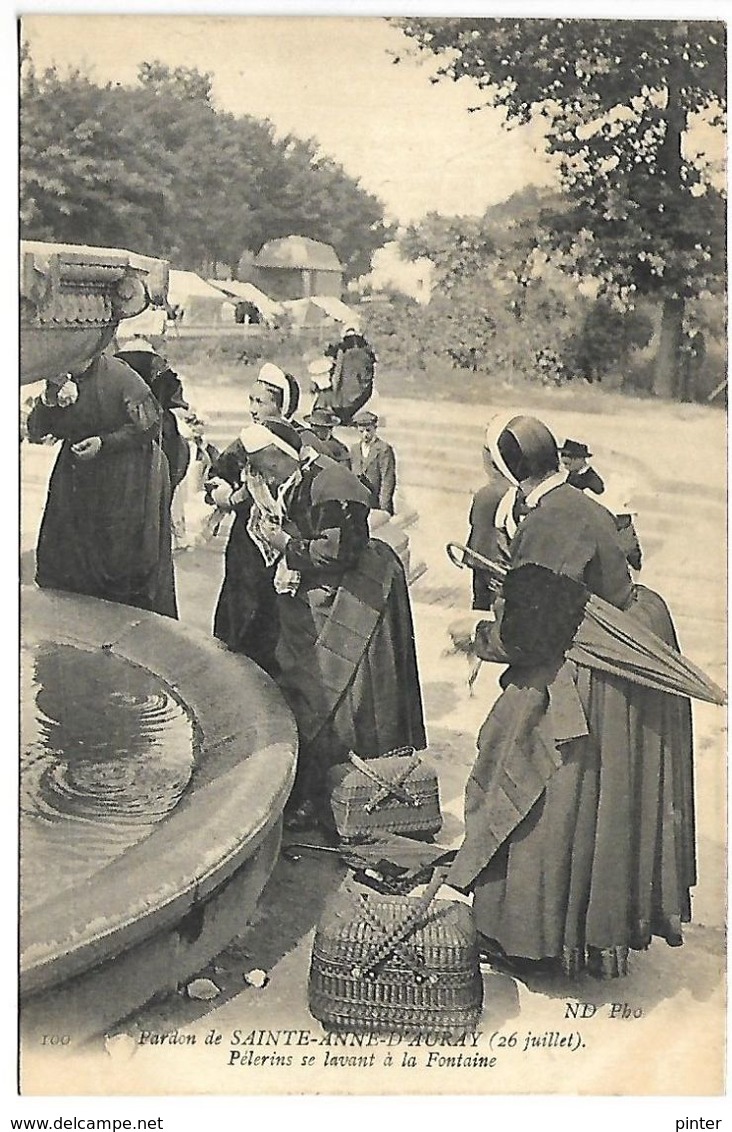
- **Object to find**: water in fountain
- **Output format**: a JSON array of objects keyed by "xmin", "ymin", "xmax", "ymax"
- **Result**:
[{"xmin": 20, "ymin": 642, "xmax": 197, "ymax": 913}]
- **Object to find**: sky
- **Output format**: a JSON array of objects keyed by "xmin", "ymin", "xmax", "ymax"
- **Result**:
[{"xmin": 21, "ymin": 14, "xmax": 558, "ymax": 225}]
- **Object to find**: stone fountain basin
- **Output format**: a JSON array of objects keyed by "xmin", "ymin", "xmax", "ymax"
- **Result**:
[{"xmin": 20, "ymin": 587, "xmax": 298, "ymax": 1037}]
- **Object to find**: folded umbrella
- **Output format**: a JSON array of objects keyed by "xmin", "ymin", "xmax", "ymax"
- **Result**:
[
  {"xmin": 569, "ymin": 595, "xmax": 726, "ymax": 705},
  {"xmin": 447, "ymin": 542, "xmax": 726, "ymax": 707},
  {"xmin": 283, "ymin": 833, "xmax": 455, "ymax": 895}
]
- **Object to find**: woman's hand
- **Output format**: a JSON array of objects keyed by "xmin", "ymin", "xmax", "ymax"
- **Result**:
[
  {"xmin": 71, "ymin": 436, "xmax": 102, "ymax": 461},
  {"xmin": 56, "ymin": 379, "xmax": 79, "ymax": 408},
  {"xmin": 369, "ymin": 507, "xmax": 392, "ymax": 529},
  {"xmin": 259, "ymin": 515, "xmax": 290, "ymax": 554},
  {"xmin": 229, "ymin": 485, "xmax": 249, "ymax": 508},
  {"xmin": 447, "ymin": 612, "xmax": 489, "ymax": 654},
  {"xmin": 208, "ymin": 478, "xmax": 233, "ymax": 510}
]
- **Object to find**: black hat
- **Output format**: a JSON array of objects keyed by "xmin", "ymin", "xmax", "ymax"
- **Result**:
[
  {"xmin": 303, "ymin": 408, "xmax": 339, "ymax": 428},
  {"xmin": 496, "ymin": 416, "xmax": 559, "ymax": 482},
  {"xmin": 560, "ymin": 439, "xmax": 592, "ymax": 458}
]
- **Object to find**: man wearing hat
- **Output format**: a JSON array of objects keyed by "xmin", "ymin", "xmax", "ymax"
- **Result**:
[
  {"xmin": 560, "ymin": 439, "xmax": 605, "ymax": 495},
  {"xmin": 349, "ymin": 410, "xmax": 396, "ymax": 516},
  {"xmin": 302, "ymin": 407, "xmax": 351, "ymax": 466}
]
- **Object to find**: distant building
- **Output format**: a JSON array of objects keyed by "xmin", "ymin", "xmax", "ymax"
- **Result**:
[{"xmin": 253, "ymin": 236, "xmax": 343, "ymax": 300}]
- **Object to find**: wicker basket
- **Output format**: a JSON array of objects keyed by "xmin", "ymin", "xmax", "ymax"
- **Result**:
[
  {"xmin": 328, "ymin": 749, "xmax": 442, "ymax": 841},
  {"xmin": 308, "ymin": 874, "xmax": 483, "ymax": 1038}
]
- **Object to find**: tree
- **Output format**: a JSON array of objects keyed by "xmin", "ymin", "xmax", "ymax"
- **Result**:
[
  {"xmin": 392, "ymin": 188, "xmax": 590, "ymax": 380},
  {"xmin": 20, "ymin": 54, "xmax": 390, "ymax": 280},
  {"xmin": 400, "ymin": 212, "xmax": 498, "ymax": 282},
  {"xmin": 394, "ymin": 18, "xmax": 726, "ymax": 399},
  {"xmin": 561, "ymin": 300, "xmax": 654, "ymax": 383},
  {"xmin": 20, "ymin": 56, "xmax": 168, "ymax": 251},
  {"xmin": 137, "ymin": 61, "xmax": 214, "ymax": 103}
]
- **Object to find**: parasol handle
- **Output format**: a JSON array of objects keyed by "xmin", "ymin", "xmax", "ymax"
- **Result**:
[
  {"xmin": 446, "ymin": 542, "xmax": 468, "ymax": 570},
  {"xmin": 446, "ymin": 542, "xmax": 508, "ymax": 578}
]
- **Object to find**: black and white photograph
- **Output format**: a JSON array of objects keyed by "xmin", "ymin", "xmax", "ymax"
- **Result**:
[{"xmin": 14, "ymin": 5, "xmax": 728, "ymax": 1113}]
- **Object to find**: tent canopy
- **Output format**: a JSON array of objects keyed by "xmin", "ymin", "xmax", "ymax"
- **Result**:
[
  {"xmin": 208, "ymin": 280, "xmax": 283, "ymax": 324},
  {"xmin": 282, "ymin": 295, "xmax": 360, "ymax": 329},
  {"xmin": 168, "ymin": 270, "xmax": 236, "ymax": 325},
  {"xmin": 309, "ymin": 295, "xmax": 361, "ymax": 328},
  {"xmin": 281, "ymin": 297, "xmax": 331, "ymax": 328},
  {"xmin": 254, "ymin": 236, "xmax": 342, "ymax": 272}
]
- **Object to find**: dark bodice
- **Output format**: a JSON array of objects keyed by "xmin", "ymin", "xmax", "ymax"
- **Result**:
[
  {"xmin": 284, "ymin": 458, "xmax": 371, "ymax": 580},
  {"xmin": 511, "ymin": 483, "xmax": 633, "ymax": 610},
  {"xmin": 26, "ymin": 355, "xmax": 161, "ymax": 452}
]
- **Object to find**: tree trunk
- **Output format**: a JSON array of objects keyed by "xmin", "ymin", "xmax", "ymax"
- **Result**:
[
  {"xmin": 654, "ymin": 295, "xmax": 685, "ymax": 399},
  {"xmin": 652, "ymin": 31, "xmax": 687, "ymax": 400}
]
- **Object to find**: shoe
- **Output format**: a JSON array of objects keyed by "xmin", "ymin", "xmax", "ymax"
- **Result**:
[
  {"xmin": 284, "ymin": 802, "xmax": 320, "ymax": 832},
  {"xmin": 477, "ymin": 933, "xmax": 509, "ymax": 967},
  {"xmin": 477, "ymin": 938, "xmax": 558, "ymax": 979}
]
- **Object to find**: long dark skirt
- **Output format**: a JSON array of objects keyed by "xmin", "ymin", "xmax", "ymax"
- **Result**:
[
  {"xmin": 274, "ymin": 539, "xmax": 427, "ymax": 809},
  {"xmin": 36, "ymin": 440, "xmax": 177, "ymax": 618},
  {"xmin": 212, "ymin": 507, "xmax": 280, "ymax": 677},
  {"xmin": 457, "ymin": 586, "xmax": 695, "ymax": 975}
]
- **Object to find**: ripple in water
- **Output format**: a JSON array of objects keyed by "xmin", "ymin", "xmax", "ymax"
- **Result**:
[{"xmin": 20, "ymin": 642, "xmax": 197, "ymax": 913}]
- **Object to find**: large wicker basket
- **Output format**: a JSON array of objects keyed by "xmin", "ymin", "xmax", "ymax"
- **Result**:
[
  {"xmin": 327, "ymin": 749, "xmax": 442, "ymax": 841},
  {"xmin": 308, "ymin": 876, "xmax": 483, "ymax": 1038}
]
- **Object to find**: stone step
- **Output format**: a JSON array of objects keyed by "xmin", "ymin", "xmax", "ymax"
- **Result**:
[
  {"xmin": 20, "ymin": 473, "xmax": 718, "ymax": 570},
  {"xmin": 201, "ymin": 410, "xmax": 661, "ymax": 477},
  {"xmin": 21, "ymin": 441, "xmax": 722, "ymax": 550},
  {"xmin": 201, "ymin": 404, "xmax": 722, "ymax": 473},
  {"xmin": 201, "ymin": 406, "xmax": 658, "ymax": 450},
  {"xmin": 632, "ymin": 491, "xmax": 725, "ymax": 518},
  {"xmin": 203, "ymin": 425, "xmax": 723, "ymax": 506},
  {"xmin": 653, "ymin": 479, "xmax": 727, "ymax": 503},
  {"xmin": 204, "ymin": 416, "xmax": 646, "ymax": 469},
  {"xmin": 20, "ymin": 447, "xmax": 725, "ymax": 533}
]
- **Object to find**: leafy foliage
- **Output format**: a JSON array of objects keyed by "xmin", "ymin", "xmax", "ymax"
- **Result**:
[
  {"xmin": 368, "ymin": 187, "xmax": 668, "ymax": 392},
  {"xmin": 394, "ymin": 18, "xmax": 727, "ymax": 397},
  {"xmin": 382, "ymin": 190, "xmax": 583, "ymax": 378},
  {"xmin": 20, "ymin": 55, "xmax": 391, "ymax": 278},
  {"xmin": 561, "ymin": 300, "xmax": 654, "ymax": 383}
]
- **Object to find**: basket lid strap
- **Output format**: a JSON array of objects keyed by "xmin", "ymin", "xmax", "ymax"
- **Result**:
[
  {"xmin": 356, "ymin": 899, "xmax": 426, "ymax": 975},
  {"xmin": 355, "ymin": 869, "xmax": 446, "ymax": 974},
  {"xmin": 382, "ymin": 745, "xmax": 418, "ymax": 759},
  {"xmin": 348, "ymin": 751, "xmax": 420, "ymax": 806},
  {"xmin": 363, "ymin": 754, "xmax": 422, "ymax": 813}
]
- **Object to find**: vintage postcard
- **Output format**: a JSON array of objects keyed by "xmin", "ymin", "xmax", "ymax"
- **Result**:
[{"xmin": 16, "ymin": 7, "xmax": 727, "ymax": 1110}]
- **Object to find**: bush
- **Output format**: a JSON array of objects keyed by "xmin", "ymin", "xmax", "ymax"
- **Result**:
[
  {"xmin": 161, "ymin": 327, "xmax": 337, "ymax": 384},
  {"xmin": 561, "ymin": 301, "xmax": 654, "ymax": 384}
]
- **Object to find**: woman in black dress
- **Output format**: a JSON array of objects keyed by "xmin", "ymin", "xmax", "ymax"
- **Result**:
[
  {"xmin": 449, "ymin": 416, "xmax": 695, "ymax": 978},
  {"xmin": 27, "ymin": 352, "xmax": 177, "ymax": 618}
]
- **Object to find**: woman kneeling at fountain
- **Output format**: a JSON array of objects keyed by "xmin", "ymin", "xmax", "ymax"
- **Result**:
[
  {"xmin": 26, "ymin": 353, "xmax": 177, "ymax": 618},
  {"xmin": 238, "ymin": 419, "xmax": 427, "ymax": 829}
]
